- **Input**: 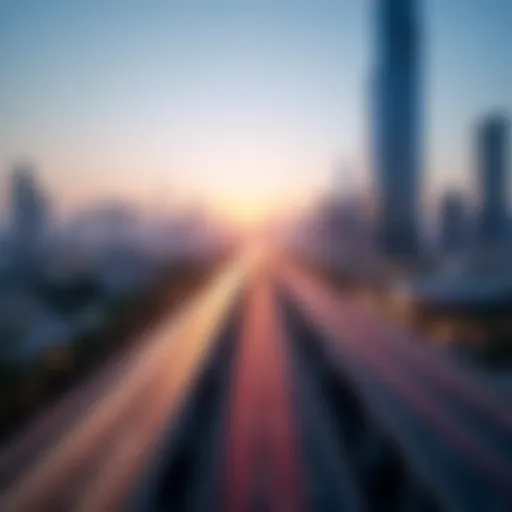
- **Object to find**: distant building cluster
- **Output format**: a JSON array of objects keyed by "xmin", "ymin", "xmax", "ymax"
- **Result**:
[
  {"xmin": 0, "ymin": 165, "xmax": 228, "ymax": 368},
  {"xmin": 294, "ymin": 0, "xmax": 510, "ymax": 273},
  {"xmin": 289, "ymin": 0, "xmax": 512, "ymax": 330},
  {"xmin": 372, "ymin": 0, "xmax": 510, "ymax": 263}
]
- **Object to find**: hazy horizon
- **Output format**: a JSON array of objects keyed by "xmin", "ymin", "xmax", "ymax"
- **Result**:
[{"xmin": 0, "ymin": 0, "xmax": 510, "ymax": 223}]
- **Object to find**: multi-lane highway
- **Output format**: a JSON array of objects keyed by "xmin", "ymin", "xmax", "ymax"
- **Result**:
[{"xmin": 1, "ymin": 255, "xmax": 511, "ymax": 511}]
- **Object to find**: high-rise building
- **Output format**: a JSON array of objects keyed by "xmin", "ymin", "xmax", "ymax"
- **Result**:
[
  {"xmin": 439, "ymin": 191, "xmax": 469, "ymax": 255},
  {"xmin": 477, "ymin": 113, "xmax": 509, "ymax": 246},
  {"xmin": 372, "ymin": 0, "xmax": 422, "ymax": 257},
  {"xmin": 10, "ymin": 163, "xmax": 48, "ymax": 269}
]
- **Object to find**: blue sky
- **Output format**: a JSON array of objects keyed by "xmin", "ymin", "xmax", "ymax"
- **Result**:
[{"xmin": 0, "ymin": 0, "xmax": 510, "ymax": 220}]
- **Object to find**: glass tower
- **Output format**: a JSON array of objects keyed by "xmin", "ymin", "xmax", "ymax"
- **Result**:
[{"xmin": 372, "ymin": 0, "xmax": 422, "ymax": 257}]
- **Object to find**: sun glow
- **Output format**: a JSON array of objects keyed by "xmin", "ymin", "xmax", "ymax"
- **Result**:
[{"xmin": 213, "ymin": 194, "xmax": 279, "ymax": 227}]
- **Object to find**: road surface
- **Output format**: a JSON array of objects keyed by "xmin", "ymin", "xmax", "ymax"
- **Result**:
[{"xmin": 0, "ymin": 256, "xmax": 511, "ymax": 511}]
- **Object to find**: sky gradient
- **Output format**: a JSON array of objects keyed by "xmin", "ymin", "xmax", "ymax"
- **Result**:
[{"xmin": 0, "ymin": 0, "xmax": 510, "ymax": 221}]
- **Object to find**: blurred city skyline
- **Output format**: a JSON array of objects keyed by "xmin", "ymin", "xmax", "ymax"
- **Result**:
[
  {"xmin": 1, "ymin": 4, "xmax": 512, "ymax": 509},
  {"xmin": 0, "ymin": 0, "xmax": 510, "ymax": 223}
]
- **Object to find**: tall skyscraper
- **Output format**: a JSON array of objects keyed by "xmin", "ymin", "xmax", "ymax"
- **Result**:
[
  {"xmin": 10, "ymin": 163, "xmax": 48, "ymax": 270},
  {"xmin": 477, "ymin": 113, "xmax": 509, "ymax": 246},
  {"xmin": 372, "ymin": 0, "xmax": 422, "ymax": 257}
]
